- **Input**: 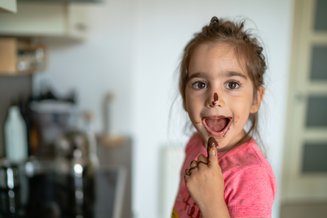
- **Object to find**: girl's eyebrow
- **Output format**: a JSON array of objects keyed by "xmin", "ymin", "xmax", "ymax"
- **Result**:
[
  {"xmin": 224, "ymin": 71, "xmax": 248, "ymax": 80},
  {"xmin": 187, "ymin": 72, "xmax": 205, "ymax": 81},
  {"xmin": 187, "ymin": 71, "xmax": 248, "ymax": 81}
]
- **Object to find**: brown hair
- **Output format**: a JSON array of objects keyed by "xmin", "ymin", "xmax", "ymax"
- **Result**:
[{"xmin": 179, "ymin": 16, "xmax": 266, "ymax": 139}]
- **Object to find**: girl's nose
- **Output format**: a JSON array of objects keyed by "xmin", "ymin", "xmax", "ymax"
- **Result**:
[{"xmin": 208, "ymin": 92, "xmax": 222, "ymax": 108}]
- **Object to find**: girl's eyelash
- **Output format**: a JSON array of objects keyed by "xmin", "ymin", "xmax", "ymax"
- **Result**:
[
  {"xmin": 191, "ymin": 80, "xmax": 207, "ymax": 89},
  {"xmin": 225, "ymin": 80, "xmax": 241, "ymax": 89},
  {"xmin": 188, "ymin": 79, "xmax": 241, "ymax": 90}
]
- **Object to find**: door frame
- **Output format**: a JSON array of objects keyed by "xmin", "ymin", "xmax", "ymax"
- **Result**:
[{"xmin": 281, "ymin": 0, "xmax": 327, "ymax": 202}]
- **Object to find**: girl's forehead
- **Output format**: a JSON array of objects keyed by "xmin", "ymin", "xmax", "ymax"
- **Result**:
[{"xmin": 189, "ymin": 41, "xmax": 249, "ymax": 75}]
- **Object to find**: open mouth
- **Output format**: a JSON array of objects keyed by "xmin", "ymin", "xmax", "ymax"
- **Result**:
[{"xmin": 202, "ymin": 116, "xmax": 232, "ymax": 137}]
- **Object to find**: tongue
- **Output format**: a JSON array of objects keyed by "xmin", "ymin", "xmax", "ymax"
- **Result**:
[{"xmin": 206, "ymin": 118, "xmax": 228, "ymax": 132}]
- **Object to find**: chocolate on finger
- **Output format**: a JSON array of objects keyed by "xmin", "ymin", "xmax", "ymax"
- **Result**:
[{"xmin": 207, "ymin": 137, "xmax": 218, "ymax": 155}]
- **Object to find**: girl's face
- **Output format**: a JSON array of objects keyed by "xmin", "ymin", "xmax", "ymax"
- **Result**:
[{"xmin": 185, "ymin": 42, "xmax": 264, "ymax": 150}]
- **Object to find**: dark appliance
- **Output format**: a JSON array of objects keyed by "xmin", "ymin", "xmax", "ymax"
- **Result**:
[
  {"xmin": 0, "ymin": 159, "xmax": 26, "ymax": 218},
  {"xmin": 24, "ymin": 131, "xmax": 96, "ymax": 218}
]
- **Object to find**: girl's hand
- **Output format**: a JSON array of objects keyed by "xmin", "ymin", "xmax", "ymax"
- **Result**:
[{"xmin": 184, "ymin": 137, "xmax": 230, "ymax": 218}]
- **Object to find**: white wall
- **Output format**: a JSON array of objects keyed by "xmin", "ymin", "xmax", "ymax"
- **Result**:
[{"xmin": 34, "ymin": 0, "xmax": 294, "ymax": 217}]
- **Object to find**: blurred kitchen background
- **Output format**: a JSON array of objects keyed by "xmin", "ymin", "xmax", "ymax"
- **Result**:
[{"xmin": 0, "ymin": 0, "xmax": 326, "ymax": 218}]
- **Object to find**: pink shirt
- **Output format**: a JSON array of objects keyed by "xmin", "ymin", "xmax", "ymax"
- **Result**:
[{"xmin": 172, "ymin": 133, "xmax": 276, "ymax": 218}]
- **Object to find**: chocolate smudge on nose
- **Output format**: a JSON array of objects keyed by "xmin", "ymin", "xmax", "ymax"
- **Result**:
[{"xmin": 213, "ymin": 93, "xmax": 218, "ymax": 102}]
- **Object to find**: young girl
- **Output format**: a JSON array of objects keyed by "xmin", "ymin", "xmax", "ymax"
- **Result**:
[{"xmin": 171, "ymin": 17, "xmax": 276, "ymax": 218}]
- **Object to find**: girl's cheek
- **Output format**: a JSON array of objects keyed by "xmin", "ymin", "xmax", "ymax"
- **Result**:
[
  {"xmin": 233, "ymin": 114, "xmax": 249, "ymax": 131},
  {"xmin": 233, "ymin": 113, "xmax": 243, "ymax": 125}
]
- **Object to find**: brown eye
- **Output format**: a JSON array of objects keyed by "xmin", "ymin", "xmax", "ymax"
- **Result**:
[
  {"xmin": 225, "ymin": 81, "xmax": 240, "ymax": 90},
  {"xmin": 192, "ymin": 81, "xmax": 207, "ymax": 90}
]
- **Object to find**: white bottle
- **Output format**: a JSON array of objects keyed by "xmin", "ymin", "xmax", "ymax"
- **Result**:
[{"xmin": 4, "ymin": 106, "xmax": 28, "ymax": 163}]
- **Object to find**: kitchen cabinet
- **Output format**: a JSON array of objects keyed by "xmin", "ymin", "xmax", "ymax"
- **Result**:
[
  {"xmin": 0, "ymin": 0, "xmax": 17, "ymax": 13},
  {"xmin": 0, "ymin": 2, "xmax": 89, "ymax": 39}
]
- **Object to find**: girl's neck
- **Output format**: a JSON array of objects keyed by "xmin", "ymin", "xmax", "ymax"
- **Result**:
[{"xmin": 217, "ymin": 132, "xmax": 252, "ymax": 153}]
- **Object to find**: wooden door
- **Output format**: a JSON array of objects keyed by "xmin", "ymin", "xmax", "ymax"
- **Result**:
[{"xmin": 282, "ymin": 0, "xmax": 327, "ymax": 202}]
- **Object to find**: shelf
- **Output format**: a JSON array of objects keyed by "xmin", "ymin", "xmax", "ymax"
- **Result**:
[
  {"xmin": 0, "ymin": 2, "xmax": 89, "ymax": 39},
  {"xmin": 0, "ymin": 37, "xmax": 47, "ymax": 75}
]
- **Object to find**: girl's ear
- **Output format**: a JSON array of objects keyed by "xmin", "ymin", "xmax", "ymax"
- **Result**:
[
  {"xmin": 184, "ymin": 94, "xmax": 190, "ymax": 112},
  {"xmin": 183, "ymin": 100, "xmax": 188, "ymax": 112},
  {"xmin": 250, "ymin": 86, "xmax": 265, "ymax": 113}
]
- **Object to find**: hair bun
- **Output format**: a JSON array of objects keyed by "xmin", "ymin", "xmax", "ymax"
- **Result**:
[{"xmin": 210, "ymin": 16, "xmax": 219, "ymax": 25}]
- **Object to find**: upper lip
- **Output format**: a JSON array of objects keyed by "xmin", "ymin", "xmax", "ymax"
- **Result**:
[
  {"xmin": 202, "ymin": 115, "xmax": 232, "ymax": 121},
  {"xmin": 203, "ymin": 115, "xmax": 229, "ymax": 119}
]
